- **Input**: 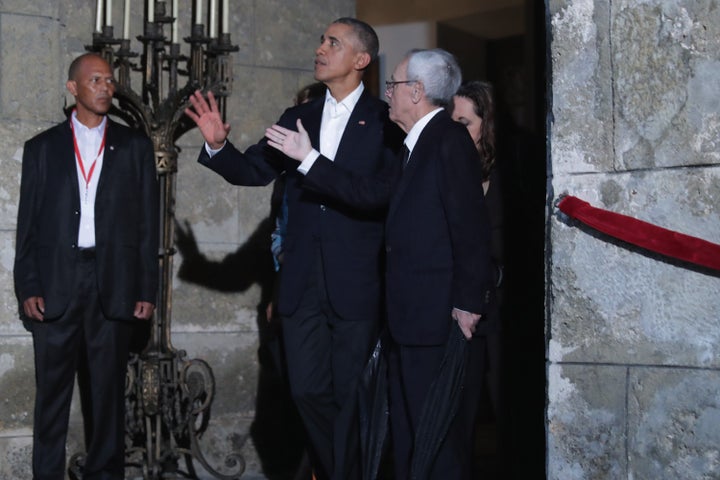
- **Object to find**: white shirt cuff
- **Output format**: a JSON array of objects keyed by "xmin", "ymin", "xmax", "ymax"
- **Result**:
[
  {"xmin": 204, "ymin": 141, "xmax": 226, "ymax": 157},
  {"xmin": 297, "ymin": 149, "xmax": 321, "ymax": 175}
]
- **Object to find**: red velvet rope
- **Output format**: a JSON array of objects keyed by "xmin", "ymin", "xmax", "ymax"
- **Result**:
[{"xmin": 557, "ymin": 195, "xmax": 720, "ymax": 272}]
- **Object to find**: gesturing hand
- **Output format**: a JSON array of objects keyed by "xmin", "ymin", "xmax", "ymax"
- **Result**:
[
  {"xmin": 265, "ymin": 119, "xmax": 312, "ymax": 162},
  {"xmin": 185, "ymin": 90, "xmax": 231, "ymax": 150}
]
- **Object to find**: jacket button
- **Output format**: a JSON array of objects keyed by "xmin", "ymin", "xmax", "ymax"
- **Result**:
[
  {"xmin": 320, "ymin": 205, "xmax": 326, "ymax": 211},
  {"xmin": 71, "ymin": 244, "xmax": 77, "ymax": 249},
  {"xmin": 385, "ymin": 246, "xmax": 392, "ymax": 253}
]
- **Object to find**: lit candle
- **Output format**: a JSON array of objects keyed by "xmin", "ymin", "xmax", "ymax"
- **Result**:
[
  {"xmin": 209, "ymin": 0, "xmax": 217, "ymax": 37},
  {"xmin": 221, "ymin": 0, "xmax": 228, "ymax": 34},
  {"xmin": 123, "ymin": 0, "xmax": 131, "ymax": 39},
  {"xmin": 106, "ymin": 0, "xmax": 113, "ymax": 27},
  {"xmin": 96, "ymin": 0, "xmax": 104, "ymax": 32},
  {"xmin": 148, "ymin": 0, "xmax": 154, "ymax": 22},
  {"xmin": 171, "ymin": 0, "xmax": 178, "ymax": 42},
  {"xmin": 195, "ymin": 0, "xmax": 202, "ymax": 24}
]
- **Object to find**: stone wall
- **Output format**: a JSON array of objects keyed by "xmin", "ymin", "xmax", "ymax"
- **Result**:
[
  {"xmin": 548, "ymin": 1, "xmax": 720, "ymax": 478},
  {"xmin": 0, "ymin": 0, "xmax": 353, "ymax": 478}
]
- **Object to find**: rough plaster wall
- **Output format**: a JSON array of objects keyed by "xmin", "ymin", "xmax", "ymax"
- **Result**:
[
  {"xmin": 549, "ymin": 1, "xmax": 720, "ymax": 479},
  {"xmin": 0, "ymin": 0, "xmax": 353, "ymax": 478}
]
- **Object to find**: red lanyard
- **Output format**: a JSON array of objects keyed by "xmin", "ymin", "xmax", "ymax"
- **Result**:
[{"xmin": 70, "ymin": 117, "xmax": 107, "ymax": 200}]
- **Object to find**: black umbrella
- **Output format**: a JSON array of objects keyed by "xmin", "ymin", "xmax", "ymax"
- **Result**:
[
  {"xmin": 409, "ymin": 322, "xmax": 469, "ymax": 480},
  {"xmin": 357, "ymin": 330, "xmax": 390, "ymax": 480}
]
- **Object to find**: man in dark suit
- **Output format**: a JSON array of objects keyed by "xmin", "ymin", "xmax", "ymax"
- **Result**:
[
  {"xmin": 184, "ymin": 18, "xmax": 401, "ymax": 480},
  {"xmin": 267, "ymin": 48, "xmax": 492, "ymax": 479},
  {"xmin": 381, "ymin": 49, "xmax": 492, "ymax": 479},
  {"xmin": 14, "ymin": 53, "xmax": 159, "ymax": 480}
]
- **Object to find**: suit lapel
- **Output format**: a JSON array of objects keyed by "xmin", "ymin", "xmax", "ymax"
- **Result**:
[
  {"xmin": 305, "ymin": 98, "xmax": 324, "ymax": 150},
  {"xmin": 387, "ymin": 111, "xmax": 445, "ymax": 223},
  {"xmin": 61, "ymin": 120, "xmax": 83, "ymax": 208},
  {"xmin": 387, "ymin": 146, "xmax": 416, "ymax": 223},
  {"xmin": 333, "ymin": 91, "xmax": 373, "ymax": 166},
  {"xmin": 95, "ymin": 120, "xmax": 116, "ymax": 196}
]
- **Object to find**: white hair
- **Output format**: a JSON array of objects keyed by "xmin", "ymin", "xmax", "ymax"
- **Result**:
[{"xmin": 406, "ymin": 48, "xmax": 462, "ymax": 108}]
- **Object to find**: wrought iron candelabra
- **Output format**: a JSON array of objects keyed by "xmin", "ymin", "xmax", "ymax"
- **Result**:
[{"xmin": 70, "ymin": 1, "xmax": 243, "ymax": 478}]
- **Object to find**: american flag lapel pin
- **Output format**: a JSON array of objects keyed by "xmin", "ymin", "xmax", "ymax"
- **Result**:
[{"xmin": 358, "ymin": 120, "xmax": 366, "ymax": 125}]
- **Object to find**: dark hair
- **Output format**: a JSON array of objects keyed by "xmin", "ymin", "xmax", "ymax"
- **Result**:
[
  {"xmin": 68, "ymin": 53, "xmax": 107, "ymax": 81},
  {"xmin": 456, "ymin": 80, "xmax": 496, "ymax": 180},
  {"xmin": 295, "ymin": 82, "xmax": 327, "ymax": 105},
  {"xmin": 332, "ymin": 17, "xmax": 379, "ymax": 64}
]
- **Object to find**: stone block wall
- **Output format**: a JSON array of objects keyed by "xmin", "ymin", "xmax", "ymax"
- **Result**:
[
  {"xmin": 548, "ymin": 1, "xmax": 720, "ymax": 478},
  {"xmin": 0, "ymin": 0, "xmax": 353, "ymax": 478}
]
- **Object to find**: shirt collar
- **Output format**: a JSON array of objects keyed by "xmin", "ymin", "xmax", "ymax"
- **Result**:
[
  {"xmin": 404, "ymin": 107, "xmax": 443, "ymax": 153},
  {"xmin": 325, "ymin": 82, "xmax": 364, "ymax": 117},
  {"xmin": 71, "ymin": 110, "xmax": 108, "ymax": 135}
]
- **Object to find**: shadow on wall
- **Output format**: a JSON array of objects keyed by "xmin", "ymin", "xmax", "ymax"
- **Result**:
[{"xmin": 172, "ymin": 178, "xmax": 308, "ymax": 480}]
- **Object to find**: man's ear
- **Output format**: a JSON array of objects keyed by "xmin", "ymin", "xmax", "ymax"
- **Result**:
[
  {"xmin": 411, "ymin": 82, "xmax": 423, "ymax": 104},
  {"xmin": 354, "ymin": 51, "xmax": 371, "ymax": 71},
  {"xmin": 66, "ymin": 80, "xmax": 77, "ymax": 96}
]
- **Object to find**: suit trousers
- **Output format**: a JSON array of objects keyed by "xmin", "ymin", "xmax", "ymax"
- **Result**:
[
  {"xmin": 281, "ymin": 243, "xmax": 376, "ymax": 480},
  {"xmin": 388, "ymin": 340, "xmax": 471, "ymax": 480},
  {"xmin": 31, "ymin": 255, "xmax": 131, "ymax": 480}
]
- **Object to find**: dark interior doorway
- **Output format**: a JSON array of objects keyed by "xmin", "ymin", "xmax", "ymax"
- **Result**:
[{"xmin": 438, "ymin": 3, "xmax": 548, "ymax": 478}]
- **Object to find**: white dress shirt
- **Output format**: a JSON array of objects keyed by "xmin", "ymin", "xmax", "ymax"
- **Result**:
[
  {"xmin": 297, "ymin": 82, "xmax": 365, "ymax": 173},
  {"xmin": 71, "ymin": 111, "xmax": 107, "ymax": 248}
]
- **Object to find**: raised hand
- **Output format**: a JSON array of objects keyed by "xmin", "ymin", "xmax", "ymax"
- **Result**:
[
  {"xmin": 185, "ymin": 90, "xmax": 232, "ymax": 149},
  {"xmin": 265, "ymin": 119, "xmax": 312, "ymax": 162}
]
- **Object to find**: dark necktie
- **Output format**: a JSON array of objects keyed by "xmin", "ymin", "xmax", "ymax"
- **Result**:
[{"xmin": 401, "ymin": 144, "xmax": 410, "ymax": 170}]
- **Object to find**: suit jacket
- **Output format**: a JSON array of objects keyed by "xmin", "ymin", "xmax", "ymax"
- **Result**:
[
  {"xmin": 198, "ymin": 89, "xmax": 403, "ymax": 319},
  {"xmin": 14, "ymin": 119, "xmax": 159, "ymax": 321},
  {"xmin": 386, "ymin": 111, "xmax": 492, "ymax": 345},
  {"xmin": 304, "ymin": 110, "xmax": 493, "ymax": 346}
]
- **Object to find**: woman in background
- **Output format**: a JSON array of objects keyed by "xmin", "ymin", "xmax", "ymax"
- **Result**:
[{"xmin": 452, "ymin": 80, "xmax": 505, "ymax": 478}]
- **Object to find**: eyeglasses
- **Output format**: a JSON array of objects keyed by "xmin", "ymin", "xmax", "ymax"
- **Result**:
[{"xmin": 385, "ymin": 80, "xmax": 417, "ymax": 94}]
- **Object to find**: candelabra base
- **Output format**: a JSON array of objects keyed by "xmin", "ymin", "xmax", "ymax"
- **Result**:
[{"xmin": 67, "ymin": 349, "xmax": 246, "ymax": 480}]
